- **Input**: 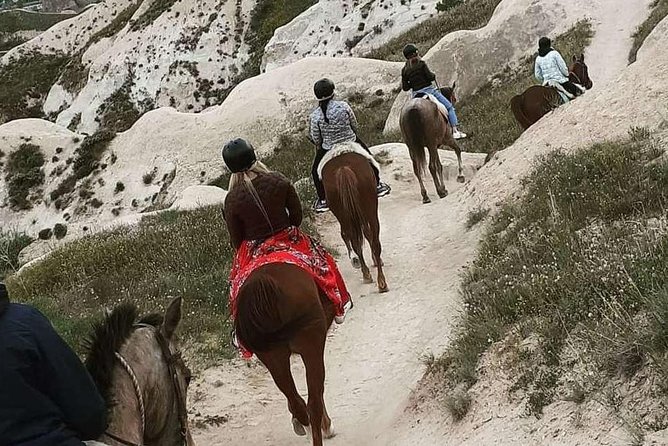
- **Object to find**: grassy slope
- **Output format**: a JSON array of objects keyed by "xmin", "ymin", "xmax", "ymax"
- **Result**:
[
  {"xmin": 629, "ymin": 0, "xmax": 668, "ymax": 63},
  {"xmin": 0, "ymin": 9, "xmax": 76, "ymax": 33},
  {"xmin": 431, "ymin": 128, "xmax": 668, "ymax": 420}
]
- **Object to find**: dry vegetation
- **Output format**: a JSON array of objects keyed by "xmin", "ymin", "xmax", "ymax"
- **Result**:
[{"xmin": 629, "ymin": 0, "xmax": 668, "ymax": 63}]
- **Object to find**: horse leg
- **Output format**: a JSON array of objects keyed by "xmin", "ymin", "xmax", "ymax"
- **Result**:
[
  {"xmin": 410, "ymin": 155, "xmax": 430, "ymax": 204},
  {"xmin": 364, "ymin": 220, "xmax": 388, "ymax": 293},
  {"xmin": 427, "ymin": 147, "xmax": 448, "ymax": 199},
  {"xmin": 322, "ymin": 401, "xmax": 335, "ymax": 439},
  {"xmin": 301, "ymin": 333, "xmax": 327, "ymax": 446},
  {"xmin": 341, "ymin": 230, "xmax": 360, "ymax": 269},
  {"xmin": 445, "ymin": 137, "xmax": 465, "ymax": 183},
  {"xmin": 256, "ymin": 348, "xmax": 309, "ymax": 436},
  {"xmin": 353, "ymin": 239, "xmax": 373, "ymax": 284}
]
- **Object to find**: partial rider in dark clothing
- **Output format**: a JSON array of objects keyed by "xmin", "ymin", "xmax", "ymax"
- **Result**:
[{"xmin": 0, "ymin": 282, "xmax": 107, "ymax": 446}]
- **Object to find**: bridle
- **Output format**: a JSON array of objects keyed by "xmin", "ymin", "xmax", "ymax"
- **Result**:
[
  {"xmin": 104, "ymin": 324, "xmax": 192, "ymax": 446},
  {"xmin": 569, "ymin": 61, "xmax": 587, "ymax": 87}
]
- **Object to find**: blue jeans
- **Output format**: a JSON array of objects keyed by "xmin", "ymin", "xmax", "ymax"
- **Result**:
[{"xmin": 413, "ymin": 86, "xmax": 458, "ymax": 127}]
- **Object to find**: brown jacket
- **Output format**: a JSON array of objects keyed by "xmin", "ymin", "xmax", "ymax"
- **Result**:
[{"xmin": 224, "ymin": 172, "xmax": 303, "ymax": 250}]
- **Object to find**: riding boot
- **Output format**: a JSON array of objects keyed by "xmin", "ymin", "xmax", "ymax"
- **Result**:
[{"xmin": 311, "ymin": 148, "xmax": 327, "ymax": 201}]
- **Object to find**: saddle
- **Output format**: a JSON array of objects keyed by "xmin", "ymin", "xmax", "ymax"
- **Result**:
[
  {"xmin": 317, "ymin": 141, "xmax": 381, "ymax": 180},
  {"xmin": 414, "ymin": 92, "xmax": 449, "ymax": 122},
  {"xmin": 542, "ymin": 80, "xmax": 585, "ymax": 104}
]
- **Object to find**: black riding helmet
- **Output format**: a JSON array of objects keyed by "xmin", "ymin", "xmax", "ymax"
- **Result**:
[
  {"xmin": 538, "ymin": 37, "xmax": 551, "ymax": 50},
  {"xmin": 403, "ymin": 44, "xmax": 418, "ymax": 59},
  {"xmin": 222, "ymin": 138, "xmax": 257, "ymax": 173},
  {"xmin": 314, "ymin": 78, "xmax": 335, "ymax": 101}
]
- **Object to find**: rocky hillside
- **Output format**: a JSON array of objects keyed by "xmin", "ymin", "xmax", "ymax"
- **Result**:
[
  {"xmin": 0, "ymin": 9, "xmax": 75, "ymax": 52},
  {"xmin": 261, "ymin": 0, "xmax": 439, "ymax": 72}
]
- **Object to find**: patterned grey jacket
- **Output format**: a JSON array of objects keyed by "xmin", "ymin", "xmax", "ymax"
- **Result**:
[{"xmin": 309, "ymin": 100, "xmax": 358, "ymax": 151}]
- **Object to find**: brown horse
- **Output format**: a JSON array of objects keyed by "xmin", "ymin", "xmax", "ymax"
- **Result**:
[
  {"xmin": 511, "ymin": 54, "xmax": 593, "ymax": 130},
  {"xmin": 85, "ymin": 297, "xmax": 194, "ymax": 446},
  {"xmin": 400, "ymin": 83, "xmax": 465, "ymax": 204},
  {"xmin": 322, "ymin": 151, "xmax": 388, "ymax": 293},
  {"xmin": 235, "ymin": 263, "xmax": 337, "ymax": 446}
]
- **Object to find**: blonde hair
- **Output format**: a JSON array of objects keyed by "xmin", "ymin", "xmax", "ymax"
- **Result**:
[{"xmin": 228, "ymin": 161, "xmax": 274, "ymax": 233}]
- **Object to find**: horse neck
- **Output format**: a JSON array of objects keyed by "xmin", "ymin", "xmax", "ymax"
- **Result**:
[{"xmin": 103, "ymin": 329, "xmax": 181, "ymax": 446}]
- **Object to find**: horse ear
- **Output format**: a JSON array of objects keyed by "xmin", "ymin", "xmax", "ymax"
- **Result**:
[
  {"xmin": 572, "ymin": 55, "xmax": 577, "ymax": 63},
  {"xmin": 452, "ymin": 81, "xmax": 456, "ymax": 90},
  {"xmin": 162, "ymin": 297, "xmax": 183, "ymax": 341},
  {"xmin": 580, "ymin": 53, "xmax": 585, "ymax": 62}
]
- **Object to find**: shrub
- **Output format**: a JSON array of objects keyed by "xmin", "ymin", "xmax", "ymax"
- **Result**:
[
  {"xmin": 53, "ymin": 223, "xmax": 68, "ymax": 240},
  {"xmin": 38, "ymin": 228, "xmax": 53, "ymax": 240},
  {"xmin": 0, "ymin": 230, "xmax": 32, "ymax": 279},
  {"xmin": 5, "ymin": 143, "xmax": 45, "ymax": 210},
  {"xmin": 114, "ymin": 181, "xmax": 125, "ymax": 193}
]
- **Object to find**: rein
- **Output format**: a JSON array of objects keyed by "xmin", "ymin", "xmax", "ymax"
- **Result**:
[{"xmin": 104, "ymin": 324, "xmax": 191, "ymax": 446}]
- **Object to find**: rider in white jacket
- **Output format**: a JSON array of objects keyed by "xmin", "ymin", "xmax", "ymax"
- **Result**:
[{"xmin": 534, "ymin": 37, "xmax": 582, "ymax": 97}]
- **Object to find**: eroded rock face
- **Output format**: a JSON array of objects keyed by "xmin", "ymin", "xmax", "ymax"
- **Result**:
[
  {"xmin": 0, "ymin": 56, "xmax": 401, "ymax": 239},
  {"xmin": 262, "ymin": 0, "xmax": 439, "ymax": 72},
  {"xmin": 383, "ymin": 0, "xmax": 593, "ymax": 134}
]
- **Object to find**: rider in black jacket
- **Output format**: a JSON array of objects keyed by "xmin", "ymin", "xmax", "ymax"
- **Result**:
[{"xmin": 0, "ymin": 283, "xmax": 107, "ymax": 446}]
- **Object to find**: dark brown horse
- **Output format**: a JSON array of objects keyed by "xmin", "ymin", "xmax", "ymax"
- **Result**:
[
  {"xmin": 322, "ymin": 151, "xmax": 388, "ymax": 293},
  {"xmin": 235, "ymin": 263, "xmax": 337, "ymax": 446},
  {"xmin": 511, "ymin": 54, "xmax": 593, "ymax": 130},
  {"xmin": 399, "ymin": 83, "xmax": 465, "ymax": 204}
]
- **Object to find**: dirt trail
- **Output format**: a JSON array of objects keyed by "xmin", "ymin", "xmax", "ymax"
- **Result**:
[
  {"xmin": 190, "ymin": 1, "xmax": 652, "ymax": 443},
  {"xmin": 190, "ymin": 148, "xmax": 485, "ymax": 445}
]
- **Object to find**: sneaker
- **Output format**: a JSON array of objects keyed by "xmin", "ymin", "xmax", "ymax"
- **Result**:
[
  {"xmin": 453, "ymin": 130, "xmax": 467, "ymax": 140},
  {"xmin": 313, "ymin": 199, "xmax": 329, "ymax": 213},
  {"xmin": 376, "ymin": 182, "xmax": 391, "ymax": 197},
  {"xmin": 335, "ymin": 298, "xmax": 354, "ymax": 324}
]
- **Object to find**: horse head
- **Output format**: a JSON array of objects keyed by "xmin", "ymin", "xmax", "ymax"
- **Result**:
[
  {"xmin": 86, "ymin": 297, "xmax": 194, "ymax": 446},
  {"xmin": 570, "ymin": 54, "xmax": 593, "ymax": 90},
  {"xmin": 439, "ymin": 81, "xmax": 457, "ymax": 104}
]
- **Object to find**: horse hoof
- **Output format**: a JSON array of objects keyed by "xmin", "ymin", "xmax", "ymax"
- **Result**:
[
  {"xmin": 363, "ymin": 277, "xmax": 374, "ymax": 284},
  {"xmin": 292, "ymin": 418, "xmax": 308, "ymax": 437},
  {"xmin": 438, "ymin": 190, "xmax": 448, "ymax": 199},
  {"xmin": 351, "ymin": 257, "xmax": 361, "ymax": 269},
  {"xmin": 379, "ymin": 285, "xmax": 390, "ymax": 293},
  {"xmin": 422, "ymin": 197, "xmax": 431, "ymax": 204},
  {"xmin": 323, "ymin": 422, "xmax": 336, "ymax": 439},
  {"xmin": 457, "ymin": 175, "xmax": 466, "ymax": 183}
]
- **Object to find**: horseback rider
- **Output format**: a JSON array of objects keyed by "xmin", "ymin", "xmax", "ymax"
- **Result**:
[
  {"xmin": 0, "ymin": 282, "xmax": 108, "ymax": 446},
  {"xmin": 222, "ymin": 138, "xmax": 352, "ymax": 356},
  {"xmin": 401, "ymin": 43, "xmax": 467, "ymax": 140},
  {"xmin": 309, "ymin": 78, "xmax": 391, "ymax": 214},
  {"xmin": 534, "ymin": 36, "xmax": 583, "ymax": 98}
]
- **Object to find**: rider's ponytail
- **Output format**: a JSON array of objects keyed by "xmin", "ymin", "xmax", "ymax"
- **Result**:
[{"xmin": 320, "ymin": 98, "xmax": 331, "ymax": 124}]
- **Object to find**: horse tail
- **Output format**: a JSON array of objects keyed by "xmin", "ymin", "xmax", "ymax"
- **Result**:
[
  {"xmin": 510, "ymin": 94, "xmax": 532, "ymax": 130},
  {"xmin": 402, "ymin": 105, "xmax": 428, "ymax": 176},
  {"xmin": 336, "ymin": 166, "xmax": 366, "ymax": 251},
  {"xmin": 235, "ymin": 273, "xmax": 299, "ymax": 353}
]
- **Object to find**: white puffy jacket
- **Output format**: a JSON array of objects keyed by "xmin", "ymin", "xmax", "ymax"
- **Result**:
[{"xmin": 534, "ymin": 50, "xmax": 569, "ymax": 84}]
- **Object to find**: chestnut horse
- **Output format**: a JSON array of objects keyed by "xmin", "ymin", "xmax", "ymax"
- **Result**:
[
  {"xmin": 511, "ymin": 54, "xmax": 593, "ymax": 130},
  {"xmin": 235, "ymin": 263, "xmax": 337, "ymax": 446},
  {"xmin": 400, "ymin": 83, "xmax": 465, "ymax": 204},
  {"xmin": 85, "ymin": 297, "xmax": 195, "ymax": 446},
  {"xmin": 322, "ymin": 151, "xmax": 388, "ymax": 293}
]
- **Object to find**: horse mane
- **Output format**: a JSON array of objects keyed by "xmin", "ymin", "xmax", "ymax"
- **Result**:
[{"xmin": 84, "ymin": 303, "xmax": 162, "ymax": 409}]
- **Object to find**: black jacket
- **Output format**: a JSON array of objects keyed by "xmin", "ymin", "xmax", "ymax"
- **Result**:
[
  {"xmin": 401, "ymin": 59, "xmax": 436, "ymax": 92},
  {"xmin": 0, "ymin": 295, "xmax": 107, "ymax": 446}
]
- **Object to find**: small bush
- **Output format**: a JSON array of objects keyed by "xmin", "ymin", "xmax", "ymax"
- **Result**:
[
  {"xmin": 629, "ymin": 0, "xmax": 668, "ymax": 63},
  {"xmin": 53, "ymin": 223, "xmax": 68, "ymax": 240},
  {"xmin": 142, "ymin": 171, "xmax": 156, "ymax": 185},
  {"xmin": 38, "ymin": 228, "xmax": 53, "ymax": 240},
  {"xmin": 114, "ymin": 181, "xmax": 125, "ymax": 193},
  {"xmin": 465, "ymin": 206, "xmax": 490, "ymax": 230},
  {"xmin": 0, "ymin": 230, "xmax": 32, "ymax": 279},
  {"xmin": 90, "ymin": 198, "xmax": 103, "ymax": 208},
  {"xmin": 444, "ymin": 388, "xmax": 472, "ymax": 421},
  {"xmin": 5, "ymin": 143, "xmax": 45, "ymax": 210}
]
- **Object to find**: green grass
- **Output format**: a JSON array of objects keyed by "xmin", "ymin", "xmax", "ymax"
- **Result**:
[
  {"xmin": 96, "ymin": 79, "xmax": 142, "ymax": 133},
  {"xmin": 5, "ymin": 143, "xmax": 45, "ymax": 210},
  {"xmin": 0, "ymin": 51, "xmax": 70, "ymax": 124},
  {"xmin": 455, "ymin": 20, "xmax": 593, "ymax": 155},
  {"xmin": 365, "ymin": 0, "xmax": 502, "ymax": 62},
  {"xmin": 0, "ymin": 230, "xmax": 33, "ymax": 280},
  {"xmin": 129, "ymin": 0, "xmax": 177, "ymax": 32},
  {"xmin": 430, "ymin": 128, "xmax": 668, "ymax": 418},
  {"xmin": 0, "ymin": 9, "xmax": 76, "ymax": 33},
  {"xmin": 629, "ymin": 0, "xmax": 668, "ymax": 63},
  {"xmin": 347, "ymin": 89, "xmax": 400, "ymax": 147},
  {"xmin": 0, "ymin": 35, "xmax": 28, "ymax": 52}
]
